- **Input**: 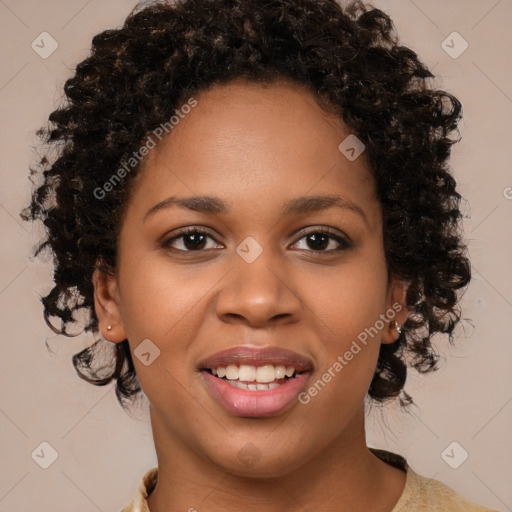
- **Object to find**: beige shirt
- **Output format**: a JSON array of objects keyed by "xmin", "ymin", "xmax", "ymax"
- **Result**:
[{"xmin": 120, "ymin": 448, "xmax": 497, "ymax": 511}]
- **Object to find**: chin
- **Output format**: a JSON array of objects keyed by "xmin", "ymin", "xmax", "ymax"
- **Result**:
[{"xmin": 201, "ymin": 437, "xmax": 310, "ymax": 479}]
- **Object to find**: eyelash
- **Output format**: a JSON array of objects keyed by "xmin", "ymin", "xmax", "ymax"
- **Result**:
[{"xmin": 160, "ymin": 226, "xmax": 353, "ymax": 254}]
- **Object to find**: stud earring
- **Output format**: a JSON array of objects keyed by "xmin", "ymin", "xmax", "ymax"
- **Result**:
[
  {"xmin": 107, "ymin": 325, "xmax": 112, "ymax": 331},
  {"xmin": 390, "ymin": 321, "xmax": 402, "ymax": 335}
]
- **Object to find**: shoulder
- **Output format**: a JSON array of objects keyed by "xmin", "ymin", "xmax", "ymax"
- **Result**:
[
  {"xmin": 122, "ymin": 457, "xmax": 498, "ymax": 512},
  {"xmin": 368, "ymin": 447, "xmax": 497, "ymax": 512},
  {"xmin": 400, "ymin": 468, "xmax": 498, "ymax": 511},
  {"xmin": 120, "ymin": 467, "xmax": 158, "ymax": 512}
]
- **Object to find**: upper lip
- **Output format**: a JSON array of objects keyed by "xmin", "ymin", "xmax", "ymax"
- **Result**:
[{"xmin": 198, "ymin": 346, "xmax": 314, "ymax": 373}]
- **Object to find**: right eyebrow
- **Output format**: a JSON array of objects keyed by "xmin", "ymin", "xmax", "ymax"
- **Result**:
[{"xmin": 143, "ymin": 195, "xmax": 228, "ymax": 222}]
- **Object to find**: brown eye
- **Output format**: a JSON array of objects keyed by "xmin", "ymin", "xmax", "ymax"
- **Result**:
[
  {"xmin": 160, "ymin": 226, "xmax": 352, "ymax": 254},
  {"xmin": 161, "ymin": 228, "xmax": 222, "ymax": 252},
  {"xmin": 292, "ymin": 228, "xmax": 352, "ymax": 252}
]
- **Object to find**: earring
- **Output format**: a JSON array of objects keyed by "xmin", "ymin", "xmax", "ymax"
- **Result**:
[
  {"xmin": 107, "ymin": 325, "xmax": 112, "ymax": 331},
  {"xmin": 390, "ymin": 321, "xmax": 402, "ymax": 335}
]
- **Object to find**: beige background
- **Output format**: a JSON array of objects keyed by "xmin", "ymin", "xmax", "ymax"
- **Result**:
[{"xmin": 1, "ymin": 0, "xmax": 511, "ymax": 510}]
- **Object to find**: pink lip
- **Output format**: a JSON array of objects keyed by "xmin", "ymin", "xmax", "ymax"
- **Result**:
[
  {"xmin": 198, "ymin": 346, "xmax": 313, "ymax": 373},
  {"xmin": 201, "ymin": 371, "xmax": 311, "ymax": 417},
  {"xmin": 198, "ymin": 346, "xmax": 313, "ymax": 418}
]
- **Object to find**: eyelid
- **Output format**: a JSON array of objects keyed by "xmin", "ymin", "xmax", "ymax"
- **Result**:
[
  {"xmin": 160, "ymin": 226, "xmax": 221, "ymax": 250},
  {"xmin": 291, "ymin": 225, "xmax": 352, "ymax": 249},
  {"xmin": 160, "ymin": 224, "xmax": 352, "ymax": 253}
]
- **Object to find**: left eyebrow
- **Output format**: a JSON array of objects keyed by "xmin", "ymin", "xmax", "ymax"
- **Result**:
[
  {"xmin": 143, "ymin": 194, "xmax": 370, "ymax": 229},
  {"xmin": 281, "ymin": 195, "xmax": 369, "ymax": 228}
]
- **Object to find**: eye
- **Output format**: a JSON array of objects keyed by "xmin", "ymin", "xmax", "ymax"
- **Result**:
[
  {"xmin": 291, "ymin": 227, "xmax": 352, "ymax": 252},
  {"xmin": 160, "ymin": 226, "xmax": 352, "ymax": 254},
  {"xmin": 160, "ymin": 227, "xmax": 222, "ymax": 252}
]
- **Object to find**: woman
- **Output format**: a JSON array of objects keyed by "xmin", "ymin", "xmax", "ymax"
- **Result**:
[{"xmin": 22, "ymin": 0, "xmax": 496, "ymax": 510}]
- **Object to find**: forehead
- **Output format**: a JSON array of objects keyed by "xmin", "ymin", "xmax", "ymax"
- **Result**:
[{"xmin": 129, "ymin": 79, "xmax": 380, "ymax": 231}]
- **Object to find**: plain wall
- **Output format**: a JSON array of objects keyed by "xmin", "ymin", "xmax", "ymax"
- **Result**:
[{"xmin": 0, "ymin": 0, "xmax": 511, "ymax": 510}]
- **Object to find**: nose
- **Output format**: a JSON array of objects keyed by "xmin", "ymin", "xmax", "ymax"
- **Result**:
[{"xmin": 214, "ymin": 248, "xmax": 301, "ymax": 328}]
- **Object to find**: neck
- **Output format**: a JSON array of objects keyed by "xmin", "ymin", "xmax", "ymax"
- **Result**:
[{"xmin": 146, "ymin": 406, "xmax": 406, "ymax": 512}]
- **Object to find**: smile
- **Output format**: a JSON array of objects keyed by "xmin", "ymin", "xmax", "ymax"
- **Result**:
[
  {"xmin": 208, "ymin": 363, "xmax": 300, "ymax": 390},
  {"xmin": 199, "ymin": 346, "xmax": 313, "ymax": 417}
]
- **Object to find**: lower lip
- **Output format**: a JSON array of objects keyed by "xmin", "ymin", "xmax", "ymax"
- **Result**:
[{"xmin": 201, "ymin": 371, "xmax": 310, "ymax": 417}]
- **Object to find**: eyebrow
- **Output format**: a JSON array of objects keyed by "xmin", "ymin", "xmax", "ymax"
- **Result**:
[{"xmin": 143, "ymin": 194, "xmax": 370, "ymax": 228}]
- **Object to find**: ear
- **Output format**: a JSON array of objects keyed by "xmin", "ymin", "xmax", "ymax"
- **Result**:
[
  {"xmin": 92, "ymin": 267, "xmax": 127, "ymax": 343},
  {"xmin": 381, "ymin": 275, "xmax": 409, "ymax": 345}
]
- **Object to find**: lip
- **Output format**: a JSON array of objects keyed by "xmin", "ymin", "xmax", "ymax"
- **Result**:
[
  {"xmin": 198, "ymin": 346, "xmax": 313, "ymax": 418},
  {"xmin": 198, "ymin": 346, "xmax": 314, "ymax": 373}
]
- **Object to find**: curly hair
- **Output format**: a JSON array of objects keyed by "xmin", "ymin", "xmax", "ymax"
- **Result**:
[{"xmin": 21, "ymin": 0, "xmax": 470, "ymax": 411}]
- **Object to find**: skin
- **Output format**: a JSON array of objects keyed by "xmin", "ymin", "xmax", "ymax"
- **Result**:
[{"xmin": 93, "ymin": 78, "xmax": 410, "ymax": 512}]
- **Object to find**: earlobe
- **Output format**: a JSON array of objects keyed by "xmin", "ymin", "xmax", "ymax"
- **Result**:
[
  {"xmin": 381, "ymin": 276, "xmax": 409, "ymax": 345},
  {"xmin": 92, "ymin": 268, "xmax": 127, "ymax": 343}
]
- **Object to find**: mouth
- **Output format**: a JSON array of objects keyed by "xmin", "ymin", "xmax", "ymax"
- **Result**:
[
  {"xmin": 206, "ymin": 363, "xmax": 302, "ymax": 390},
  {"xmin": 198, "ymin": 346, "xmax": 313, "ymax": 418}
]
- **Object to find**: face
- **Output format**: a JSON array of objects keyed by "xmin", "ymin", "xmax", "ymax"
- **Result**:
[{"xmin": 94, "ymin": 78, "xmax": 408, "ymax": 477}]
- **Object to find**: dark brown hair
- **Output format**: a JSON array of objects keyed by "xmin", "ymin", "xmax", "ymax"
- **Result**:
[{"xmin": 22, "ymin": 0, "xmax": 470, "ymax": 410}]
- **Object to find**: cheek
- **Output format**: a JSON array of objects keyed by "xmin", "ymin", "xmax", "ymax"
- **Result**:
[
  {"xmin": 298, "ymin": 302, "xmax": 383, "ymax": 428},
  {"xmin": 301, "ymin": 252, "xmax": 388, "ymax": 405},
  {"xmin": 115, "ymin": 251, "xmax": 225, "ymax": 394},
  {"xmin": 310, "ymin": 252, "xmax": 389, "ymax": 346},
  {"xmin": 117, "ymin": 248, "xmax": 213, "ymax": 340}
]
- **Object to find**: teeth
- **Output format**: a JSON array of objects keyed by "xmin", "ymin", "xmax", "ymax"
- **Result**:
[
  {"xmin": 210, "ymin": 364, "xmax": 298, "ymax": 384},
  {"xmin": 225, "ymin": 365, "xmax": 238, "ymax": 380},
  {"xmin": 226, "ymin": 380, "xmax": 281, "ymax": 391},
  {"xmin": 239, "ymin": 365, "xmax": 257, "ymax": 382},
  {"xmin": 256, "ymin": 365, "xmax": 276, "ymax": 383},
  {"xmin": 275, "ymin": 365, "xmax": 286, "ymax": 379}
]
